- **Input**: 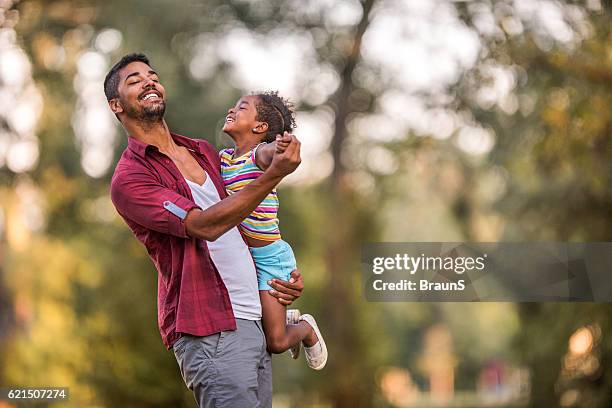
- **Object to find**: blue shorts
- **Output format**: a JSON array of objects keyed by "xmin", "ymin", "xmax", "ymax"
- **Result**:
[{"xmin": 249, "ymin": 239, "xmax": 297, "ymax": 291}]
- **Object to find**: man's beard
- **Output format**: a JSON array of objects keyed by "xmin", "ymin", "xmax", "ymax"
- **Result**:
[
  {"xmin": 124, "ymin": 100, "xmax": 166, "ymax": 123},
  {"xmin": 142, "ymin": 101, "xmax": 166, "ymax": 121}
]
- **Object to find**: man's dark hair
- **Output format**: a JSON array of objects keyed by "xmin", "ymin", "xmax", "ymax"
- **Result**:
[
  {"xmin": 104, "ymin": 53, "xmax": 151, "ymax": 101},
  {"xmin": 253, "ymin": 91, "xmax": 296, "ymax": 143}
]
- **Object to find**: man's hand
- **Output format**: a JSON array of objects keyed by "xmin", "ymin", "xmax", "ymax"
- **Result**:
[
  {"xmin": 184, "ymin": 133, "xmax": 300, "ymax": 241},
  {"xmin": 267, "ymin": 132, "xmax": 301, "ymax": 177},
  {"xmin": 268, "ymin": 269, "xmax": 304, "ymax": 306}
]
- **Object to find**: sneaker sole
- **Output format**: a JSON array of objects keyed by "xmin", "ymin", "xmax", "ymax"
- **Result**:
[
  {"xmin": 300, "ymin": 314, "xmax": 327, "ymax": 370},
  {"xmin": 287, "ymin": 309, "xmax": 301, "ymax": 359}
]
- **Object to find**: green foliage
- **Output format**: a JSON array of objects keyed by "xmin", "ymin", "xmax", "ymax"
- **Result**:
[{"xmin": 1, "ymin": 1, "xmax": 611, "ymax": 407}]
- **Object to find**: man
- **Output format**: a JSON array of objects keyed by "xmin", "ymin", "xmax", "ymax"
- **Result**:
[{"xmin": 105, "ymin": 53, "xmax": 303, "ymax": 407}]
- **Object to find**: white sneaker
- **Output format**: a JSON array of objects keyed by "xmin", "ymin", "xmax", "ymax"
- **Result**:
[
  {"xmin": 299, "ymin": 314, "xmax": 328, "ymax": 370},
  {"xmin": 286, "ymin": 309, "xmax": 301, "ymax": 359}
]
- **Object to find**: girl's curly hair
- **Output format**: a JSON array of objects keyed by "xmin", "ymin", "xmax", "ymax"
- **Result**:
[{"xmin": 253, "ymin": 91, "xmax": 296, "ymax": 143}]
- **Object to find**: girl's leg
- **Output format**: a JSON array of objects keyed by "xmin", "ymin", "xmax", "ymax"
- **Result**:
[{"xmin": 259, "ymin": 290, "xmax": 318, "ymax": 354}]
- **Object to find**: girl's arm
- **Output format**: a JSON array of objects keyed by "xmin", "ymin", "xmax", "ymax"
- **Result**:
[
  {"xmin": 255, "ymin": 132, "xmax": 292, "ymax": 170},
  {"xmin": 185, "ymin": 135, "xmax": 301, "ymax": 241}
]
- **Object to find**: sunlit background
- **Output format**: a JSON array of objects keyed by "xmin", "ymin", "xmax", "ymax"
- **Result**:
[{"xmin": 0, "ymin": 0, "xmax": 611, "ymax": 407}]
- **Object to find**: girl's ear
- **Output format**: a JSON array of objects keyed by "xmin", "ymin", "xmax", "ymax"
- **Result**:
[
  {"xmin": 109, "ymin": 99, "xmax": 124, "ymax": 115},
  {"xmin": 252, "ymin": 122, "xmax": 269, "ymax": 135}
]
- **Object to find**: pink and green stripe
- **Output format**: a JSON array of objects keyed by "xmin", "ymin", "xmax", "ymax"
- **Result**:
[{"xmin": 220, "ymin": 145, "xmax": 281, "ymax": 241}]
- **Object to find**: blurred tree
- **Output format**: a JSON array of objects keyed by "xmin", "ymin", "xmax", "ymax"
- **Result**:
[
  {"xmin": 454, "ymin": 1, "xmax": 612, "ymax": 407},
  {"xmin": 319, "ymin": 0, "xmax": 381, "ymax": 406},
  {"xmin": 2, "ymin": 0, "xmax": 611, "ymax": 407}
]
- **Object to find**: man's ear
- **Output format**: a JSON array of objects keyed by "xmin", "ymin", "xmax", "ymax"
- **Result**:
[
  {"xmin": 252, "ymin": 122, "xmax": 268, "ymax": 135},
  {"xmin": 109, "ymin": 98, "xmax": 124, "ymax": 115}
]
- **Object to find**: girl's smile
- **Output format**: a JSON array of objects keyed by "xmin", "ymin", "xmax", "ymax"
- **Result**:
[{"xmin": 222, "ymin": 95, "xmax": 262, "ymax": 135}]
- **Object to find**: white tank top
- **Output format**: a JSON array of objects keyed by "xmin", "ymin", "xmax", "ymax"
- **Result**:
[{"xmin": 185, "ymin": 173, "xmax": 261, "ymax": 320}]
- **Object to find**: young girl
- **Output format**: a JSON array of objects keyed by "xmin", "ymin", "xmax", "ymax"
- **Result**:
[{"xmin": 220, "ymin": 91, "xmax": 327, "ymax": 370}]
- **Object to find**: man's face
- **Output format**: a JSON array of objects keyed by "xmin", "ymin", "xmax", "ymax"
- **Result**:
[{"xmin": 111, "ymin": 61, "xmax": 166, "ymax": 122}]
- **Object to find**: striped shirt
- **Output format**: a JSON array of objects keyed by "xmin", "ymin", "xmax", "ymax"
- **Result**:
[{"xmin": 219, "ymin": 144, "xmax": 281, "ymax": 241}]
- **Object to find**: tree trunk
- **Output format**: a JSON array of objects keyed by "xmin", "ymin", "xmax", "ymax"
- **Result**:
[{"xmin": 323, "ymin": 1, "xmax": 377, "ymax": 406}]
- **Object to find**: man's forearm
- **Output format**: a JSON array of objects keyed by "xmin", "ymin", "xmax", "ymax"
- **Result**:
[{"xmin": 185, "ymin": 171, "xmax": 283, "ymax": 241}]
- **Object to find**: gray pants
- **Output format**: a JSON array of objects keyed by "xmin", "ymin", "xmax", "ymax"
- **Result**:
[{"xmin": 172, "ymin": 319, "xmax": 272, "ymax": 408}]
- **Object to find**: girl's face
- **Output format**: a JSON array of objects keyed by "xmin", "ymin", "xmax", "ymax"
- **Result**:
[{"xmin": 223, "ymin": 95, "xmax": 261, "ymax": 136}]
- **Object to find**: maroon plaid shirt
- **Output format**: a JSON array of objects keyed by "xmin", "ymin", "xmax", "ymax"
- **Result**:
[{"xmin": 110, "ymin": 133, "xmax": 236, "ymax": 349}]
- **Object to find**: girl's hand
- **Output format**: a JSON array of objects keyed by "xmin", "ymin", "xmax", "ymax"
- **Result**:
[
  {"xmin": 275, "ymin": 131, "xmax": 291, "ymax": 153},
  {"xmin": 254, "ymin": 131, "xmax": 294, "ymax": 170},
  {"xmin": 268, "ymin": 134, "xmax": 301, "ymax": 178}
]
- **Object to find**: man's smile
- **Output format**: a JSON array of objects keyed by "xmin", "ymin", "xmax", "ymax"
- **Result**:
[{"xmin": 139, "ymin": 89, "xmax": 163, "ymax": 101}]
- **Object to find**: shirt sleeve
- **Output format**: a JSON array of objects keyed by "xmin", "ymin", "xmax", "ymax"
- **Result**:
[{"xmin": 110, "ymin": 167, "xmax": 200, "ymax": 238}]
